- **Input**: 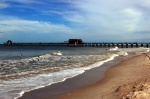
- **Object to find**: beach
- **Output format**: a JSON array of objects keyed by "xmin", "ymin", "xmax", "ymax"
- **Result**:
[
  {"xmin": 18, "ymin": 54, "xmax": 124, "ymax": 99},
  {"xmin": 19, "ymin": 54, "xmax": 150, "ymax": 99},
  {"xmin": 1, "ymin": 47, "xmax": 149, "ymax": 99},
  {"xmin": 60, "ymin": 53, "xmax": 150, "ymax": 99},
  {"xmin": 18, "ymin": 52, "xmax": 150, "ymax": 99}
]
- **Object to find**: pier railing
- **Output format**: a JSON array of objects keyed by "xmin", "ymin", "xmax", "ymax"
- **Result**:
[{"xmin": 3, "ymin": 42, "xmax": 150, "ymax": 48}]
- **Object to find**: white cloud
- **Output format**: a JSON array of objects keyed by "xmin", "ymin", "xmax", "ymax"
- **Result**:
[
  {"xmin": 0, "ymin": 2, "xmax": 9, "ymax": 9},
  {"xmin": 1, "ymin": 0, "xmax": 150, "ymax": 42},
  {"xmin": 0, "ymin": 18, "xmax": 78, "ymax": 43},
  {"xmin": 62, "ymin": 0, "xmax": 150, "ymax": 41},
  {"xmin": 121, "ymin": 8, "xmax": 142, "ymax": 31},
  {"xmin": 122, "ymin": 8, "xmax": 142, "ymax": 18},
  {"xmin": 0, "ymin": 19, "xmax": 74, "ymax": 34},
  {"xmin": 134, "ymin": 0, "xmax": 150, "ymax": 9},
  {"xmin": 6, "ymin": 0, "xmax": 42, "ymax": 4}
]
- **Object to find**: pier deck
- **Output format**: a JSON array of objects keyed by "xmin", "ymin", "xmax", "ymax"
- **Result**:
[{"xmin": 3, "ymin": 42, "xmax": 150, "ymax": 48}]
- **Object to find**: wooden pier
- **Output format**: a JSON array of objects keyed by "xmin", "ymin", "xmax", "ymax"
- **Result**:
[
  {"xmin": 82, "ymin": 42, "xmax": 150, "ymax": 48},
  {"xmin": 4, "ymin": 40, "xmax": 150, "ymax": 48}
]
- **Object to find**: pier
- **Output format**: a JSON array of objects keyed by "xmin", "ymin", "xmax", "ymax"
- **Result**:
[
  {"xmin": 82, "ymin": 42, "xmax": 150, "ymax": 48},
  {"xmin": 3, "ymin": 40, "xmax": 150, "ymax": 48}
]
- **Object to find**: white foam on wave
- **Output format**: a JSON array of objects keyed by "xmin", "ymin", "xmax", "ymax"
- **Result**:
[
  {"xmin": 12, "ymin": 54, "xmax": 118, "ymax": 99},
  {"xmin": 139, "ymin": 47, "xmax": 150, "ymax": 52},
  {"xmin": 124, "ymin": 47, "xmax": 149, "ymax": 55},
  {"xmin": 0, "ymin": 51, "xmax": 64, "ymax": 77},
  {"xmin": 120, "ymin": 47, "xmax": 149, "ymax": 53},
  {"xmin": 0, "ymin": 50, "xmax": 127, "ymax": 99},
  {"xmin": 117, "ymin": 51, "xmax": 128, "ymax": 56},
  {"xmin": 15, "ymin": 91, "xmax": 23, "ymax": 98},
  {"xmin": 13, "ymin": 68, "xmax": 85, "ymax": 99},
  {"xmin": 110, "ymin": 46, "xmax": 118, "ymax": 51},
  {"xmin": 1, "ymin": 51, "xmax": 62, "ymax": 65}
]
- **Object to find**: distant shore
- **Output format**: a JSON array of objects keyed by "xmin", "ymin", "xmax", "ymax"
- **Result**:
[{"xmin": 60, "ymin": 53, "xmax": 150, "ymax": 99}]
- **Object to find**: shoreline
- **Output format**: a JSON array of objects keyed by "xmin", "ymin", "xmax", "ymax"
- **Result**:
[
  {"xmin": 18, "ymin": 53, "xmax": 128, "ymax": 99},
  {"xmin": 60, "ymin": 53, "xmax": 150, "ymax": 99}
]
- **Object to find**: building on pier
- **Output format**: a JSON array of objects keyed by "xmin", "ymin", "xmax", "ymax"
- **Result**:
[
  {"xmin": 68, "ymin": 39, "xmax": 83, "ymax": 46},
  {"xmin": 4, "ymin": 40, "xmax": 13, "ymax": 45}
]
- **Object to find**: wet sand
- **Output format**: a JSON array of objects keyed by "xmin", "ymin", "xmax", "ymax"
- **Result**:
[{"xmin": 60, "ymin": 53, "xmax": 150, "ymax": 99}]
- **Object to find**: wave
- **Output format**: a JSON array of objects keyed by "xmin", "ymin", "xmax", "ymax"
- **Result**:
[
  {"xmin": 0, "ymin": 47, "xmax": 147, "ymax": 79},
  {"xmin": 0, "ymin": 53, "xmax": 119, "ymax": 99},
  {"xmin": 14, "ymin": 53, "xmax": 118, "ymax": 99},
  {"xmin": 109, "ymin": 46, "xmax": 118, "ymax": 51},
  {"xmin": 0, "ymin": 51, "xmax": 63, "ymax": 78},
  {"xmin": 118, "ymin": 47, "xmax": 150, "ymax": 55}
]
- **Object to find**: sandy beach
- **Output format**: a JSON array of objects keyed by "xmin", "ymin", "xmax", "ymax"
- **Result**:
[{"xmin": 60, "ymin": 53, "xmax": 150, "ymax": 99}]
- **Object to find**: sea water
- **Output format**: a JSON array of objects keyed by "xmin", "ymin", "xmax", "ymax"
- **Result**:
[{"xmin": 0, "ymin": 45, "xmax": 149, "ymax": 99}]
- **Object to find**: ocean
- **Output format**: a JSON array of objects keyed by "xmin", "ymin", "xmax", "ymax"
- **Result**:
[{"xmin": 0, "ymin": 45, "xmax": 149, "ymax": 99}]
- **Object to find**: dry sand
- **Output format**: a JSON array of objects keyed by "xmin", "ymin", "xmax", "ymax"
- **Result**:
[{"xmin": 60, "ymin": 53, "xmax": 150, "ymax": 99}]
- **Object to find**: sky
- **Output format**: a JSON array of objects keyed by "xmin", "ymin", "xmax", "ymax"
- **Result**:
[{"xmin": 0, "ymin": 0, "xmax": 150, "ymax": 43}]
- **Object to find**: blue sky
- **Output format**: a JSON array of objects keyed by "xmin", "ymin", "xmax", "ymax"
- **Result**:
[{"xmin": 0, "ymin": 0, "xmax": 150, "ymax": 43}]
